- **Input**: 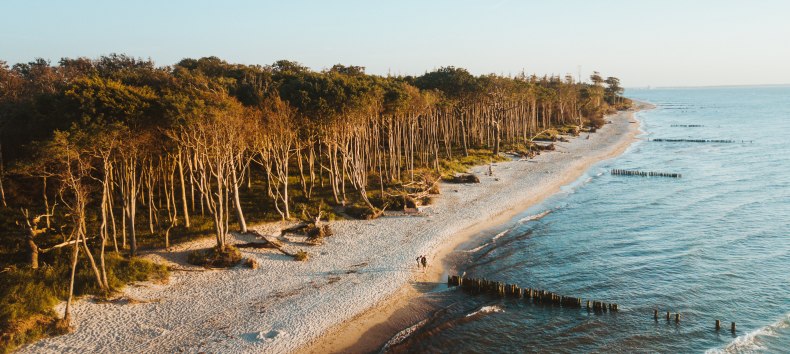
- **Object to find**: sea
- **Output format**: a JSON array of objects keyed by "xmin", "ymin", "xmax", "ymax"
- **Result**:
[{"xmin": 383, "ymin": 86, "xmax": 790, "ymax": 353}]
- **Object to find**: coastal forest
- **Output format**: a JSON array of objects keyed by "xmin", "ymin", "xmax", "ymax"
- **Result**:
[{"xmin": 0, "ymin": 55, "xmax": 629, "ymax": 351}]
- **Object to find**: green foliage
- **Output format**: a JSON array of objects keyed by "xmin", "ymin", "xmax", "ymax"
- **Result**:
[
  {"xmin": 532, "ymin": 129, "xmax": 560, "ymax": 141},
  {"xmin": 0, "ymin": 253, "xmax": 167, "ymax": 352},
  {"xmin": 413, "ymin": 66, "xmax": 479, "ymax": 100},
  {"xmin": 439, "ymin": 149, "xmax": 509, "ymax": 179}
]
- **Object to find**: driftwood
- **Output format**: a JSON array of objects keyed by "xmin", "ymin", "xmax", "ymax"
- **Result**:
[
  {"xmin": 534, "ymin": 143, "xmax": 555, "ymax": 151},
  {"xmin": 281, "ymin": 222, "xmax": 309, "ymax": 234},
  {"xmin": 246, "ymin": 230, "xmax": 297, "ymax": 257},
  {"xmin": 169, "ymin": 267, "xmax": 216, "ymax": 272},
  {"xmin": 306, "ymin": 224, "xmax": 332, "ymax": 239},
  {"xmin": 40, "ymin": 239, "xmax": 89, "ymax": 253},
  {"xmin": 236, "ymin": 241, "xmax": 278, "ymax": 249},
  {"xmin": 448, "ymin": 173, "xmax": 480, "ymax": 184}
]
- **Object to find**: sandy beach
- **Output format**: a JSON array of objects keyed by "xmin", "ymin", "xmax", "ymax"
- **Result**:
[{"xmin": 19, "ymin": 103, "xmax": 650, "ymax": 354}]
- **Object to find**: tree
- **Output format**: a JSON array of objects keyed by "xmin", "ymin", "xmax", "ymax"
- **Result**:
[{"xmin": 605, "ymin": 76, "xmax": 624, "ymax": 105}]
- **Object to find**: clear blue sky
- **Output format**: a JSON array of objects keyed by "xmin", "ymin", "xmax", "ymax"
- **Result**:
[{"xmin": 2, "ymin": 0, "xmax": 789, "ymax": 87}]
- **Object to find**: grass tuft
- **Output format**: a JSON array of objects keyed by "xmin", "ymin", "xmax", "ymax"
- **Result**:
[{"xmin": 294, "ymin": 250, "xmax": 309, "ymax": 262}]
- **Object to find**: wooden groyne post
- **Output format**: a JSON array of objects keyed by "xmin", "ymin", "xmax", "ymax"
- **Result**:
[
  {"xmin": 649, "ymin": 138, "xmax": 752, "ymax": 143},
  {"xmin": 447, "ymin": 274, "xmax": 616, "ymax": 311},
  {"xmin": 611, "ymin": 169, "xmax": 681, "ymax": 178}
]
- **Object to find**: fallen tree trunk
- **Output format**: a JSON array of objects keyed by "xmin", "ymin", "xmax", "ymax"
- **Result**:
[
  {"xmin": 448, "ymin": 173, "xmax": 480, "ymax": 184},
  {"xmin": 245, "ymin": 230, "xmax": 297, "ymax": 257},
  {"xmin": 40, "ymin": 237, "xmax": 96, "ymax": 254},
  {"xmin": 236, "ymin": 241, "xmax": 278, "ymax": 249}
]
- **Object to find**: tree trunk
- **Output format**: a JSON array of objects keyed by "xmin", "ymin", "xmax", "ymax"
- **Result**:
[
  {"xmin": 232, "ymin": 167, "xmax": 247, "ymax": 233},
  {"xmin": 43, "ymin": 177, "xmax": 51, "ymax": 228},
  {"xmin": 63, "ymin": 238, "xmax": 80, "ymax": 327},
  {"xmin": 493, "ymin": 121, "xmax": 501, "ymax": 156},
  {"xmin": 98, "ymin": 174, "xmax": 109, "ymax": 289},
  {"xmin": 27, "ymin": 236, "xmax": 39, "ymax": 269},
  {"xmin": 177, "ymin": 150, "xmax": 190, "ymax": 228},
  {"xmin": 0, "ymin": 142, "xmax": 6, "ymax": 207}
]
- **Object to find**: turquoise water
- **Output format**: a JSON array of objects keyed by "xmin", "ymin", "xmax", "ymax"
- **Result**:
[{"xmin": 385, "ymin": 87, "xmax": 790, "ymax": 353}]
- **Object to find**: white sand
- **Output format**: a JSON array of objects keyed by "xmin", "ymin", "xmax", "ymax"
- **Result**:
[{"xmin": 19, "ymin": 105, "xmax": 648, "ymax": 354}]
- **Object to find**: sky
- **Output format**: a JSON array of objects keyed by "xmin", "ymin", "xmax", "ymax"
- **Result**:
[{"xmin": 1, "ymin": 0, "xmax": 789, "ymax": 87}]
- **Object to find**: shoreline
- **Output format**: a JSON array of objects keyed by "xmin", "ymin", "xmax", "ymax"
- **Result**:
[
  {"xmin": 20, "ymin": 102, "xmax": 652, "ymax": 354},
  {"xmin": 302, "ymin": 102, "xmax": 653, "ymax": 353}
]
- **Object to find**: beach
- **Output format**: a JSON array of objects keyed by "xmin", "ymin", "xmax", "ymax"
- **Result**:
[{"xmin": 19, "ymin": 103, "xmax": 649, "ymax": 354}]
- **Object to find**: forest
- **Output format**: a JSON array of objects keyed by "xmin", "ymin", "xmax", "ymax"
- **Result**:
[{"xmin": 0, "ymin": 55, "xmax": 629, "ymax": 351}]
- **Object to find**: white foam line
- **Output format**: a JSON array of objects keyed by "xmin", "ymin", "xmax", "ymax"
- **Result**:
[
  {"xmin": 378, "ymin": 318, "xmax": 429, "ymax": 352},
  {"xmin": 517, "ymin": 210, "xmax": 552, "ymax": 224},
  {"xmin": 491, "ymin": 229, "xmax": 509, "ymax": 242},
  {"xmin": 465, "ymin": 305, "xmax": 505, "ymax": 318},
  {"xmin": 464, "ymin": 242, "xmax": 491, "ymax": 253},
  {"xmin": 706, "ymin": 313, "xmax": 790, "ymax": 353}
]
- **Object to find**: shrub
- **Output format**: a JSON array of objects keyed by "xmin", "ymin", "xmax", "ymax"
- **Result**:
[
  {"xmin": 294, "ymin": 250, "xmax": 309, "ymax": 262},
  {"xmin": 187, "ymin": 245, "xmax": 242, "ymax": 268},
  {"xmin": 0, "ymin": 254, "xmax": 168, "ymax": 352},
  {"xmin": 243, "ymin": 258, "xmax": 258, "ymax": 269},
  {"xmin": 344, "ymin": 203, "xmax": 377, "ymax": 220},
  {"xmin": 0, "ymin": 269, "xmax": 59, "ymax": 352}
]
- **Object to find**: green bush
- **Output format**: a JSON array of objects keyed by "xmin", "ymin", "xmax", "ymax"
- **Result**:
[
  {"xmin": 0, "ymin": 253, "xmax": 169, "ymax": 353},
  {"xmin": 532, "ymin": 129, "xmax": 560, "ymax": 141},
  {"xmin": 439, "ymin": 149, "xmax": 508, "ymax": 179},
  {"xmin": 187, "ymin": 245, "xmax": 242, "ymax": 268}
]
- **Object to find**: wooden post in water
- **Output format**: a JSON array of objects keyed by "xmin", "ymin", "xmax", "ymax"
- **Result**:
[
  {"xmin": 675, "ymin": 313, "xmax": 680, "ymax": 323},
  {"xmin": 654, "ymin": 309, "xmax": 658, "ymax": 320},
  {"xmin": 715, "ymin": 320, "xmax": 721, "ymax": 331},
  {"xmin": 666, "ymin": 311, "xmax": 670, "ymax": 321},
  {"xmin": 731, "ymin": 322, "xmax": 736, "ymax": 333}
]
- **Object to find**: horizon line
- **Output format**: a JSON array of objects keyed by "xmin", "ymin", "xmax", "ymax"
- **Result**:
[{"xmin": 627, "ymin": 83, "xmax": 790, "ymax": 90}]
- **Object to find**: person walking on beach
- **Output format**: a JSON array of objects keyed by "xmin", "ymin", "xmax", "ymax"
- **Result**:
[
  {"xmin": 420, "ymin": 255, "xmax": 427, "ymax": 269},
  {"xmin": 416, "ymin": 255, "xmax": 423, "ymax": 269}
]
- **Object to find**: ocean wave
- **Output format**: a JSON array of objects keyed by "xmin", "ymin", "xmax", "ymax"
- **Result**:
[
  {"xmin": 464, "ymin": 228, "xmax": 509, "ymax": 253},
  {"xmin": 379, "ymin": 318, "xmax": 429, "ymax": 352},
  {"xmin": 705, "ymin": 313, "xmax": 790, "ymax": 353},
  {"xmin": 491, "ymin": 229, "xmax": 509, "ymax": 242},
  {"xmin": 464, "ymin": 242, "xmax": 491, "ymax": 253},
  {"xmin": 517, "ymin": 210, "xmax": 552, "ymax": 224},
  {"xmin": 465, "ymin": 305, "xmax": 505, "ymax": 318}
]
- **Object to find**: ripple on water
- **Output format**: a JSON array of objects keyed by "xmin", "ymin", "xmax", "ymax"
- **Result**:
[{"xmin": 391, "ymin": 87, "xmax": 790, "ymax": 353}]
